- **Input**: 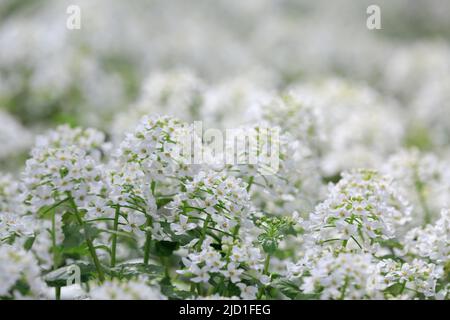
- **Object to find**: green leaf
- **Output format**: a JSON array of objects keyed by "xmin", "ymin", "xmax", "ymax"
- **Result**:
[
  {"xmin": 37, "ymin": 206, "xmax": 54, "ymax": 219},
  {"xmin": 62, "ymin": 223, "xmax": 84, "ymax": 249},
  {"xmin": 225, "ymin": 281, "xmax": 241, "ymax": 297},
  {"xmin": 23, "ymin": 236, "xmax": 35, "ymax": 251},
  {"xmin": 295, "ymin": 292, "xmax": 322, "ymax": 300},
  {"xmin": 379, "ymin": 239, "xmax": 404, "ymax": 249},
  {"xmin": 385, "ymin": 282, "xmax": 405, "ymax": 296},
  {"xmin": 62, "ymin": 244, "xmax": 89, "ymax": 257},
  {"xmin": 156, "ymin": 197, "xmax": 173, "ymax": 209},
  {"xmin": 151, "ymin": 181, "xmax": 156, "ymax": 195},
  {"xmin": 62, "ymin": 211, "xmax": 79, "ymax": 225},
  {"xmin": 258, "ymin": 235, "xmax": 277, "ymax": 254},
  {"xmin": 84, "ymin": 224, "xmax": 100, "ymax": 239},
  {"xmin": 280, "ymin": 224, "xmax": 297, "ymax": 237},
  {"xmin": 151, "ymin": 241, "xmax": 179, "ymax": 257},
  {"xmin": 322, "ymin": 174, "xmax": 342, "ymax": 184},
  {"xmin": 109, "ymin": 262, "xmax": 164, "ymax": 280},
  {"xmin": 274, "ymin": 280, "xmax": 301, "ymax": 299},
  {"xmin": 159, "ymin": 277, "xmax": 192, "ymax": 300},
  {"xmin": 12, "ymin": 279, "xmax": 31, "ymax": 296}
]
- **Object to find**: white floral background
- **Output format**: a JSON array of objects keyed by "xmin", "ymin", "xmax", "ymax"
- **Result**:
[{"xmin": 0, "ymin": 0, "xmax": 449, "ymax": 300}]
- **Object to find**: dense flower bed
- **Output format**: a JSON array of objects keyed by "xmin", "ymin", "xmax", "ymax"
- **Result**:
[{"xmin": 0, "ymin": 0, "xmax": 449, "ymax": 300}]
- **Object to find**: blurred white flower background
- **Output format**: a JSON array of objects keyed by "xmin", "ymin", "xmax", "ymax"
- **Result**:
[{"xmin": 0, "ymin": 0, "xmax": 448, "ymax": 300}]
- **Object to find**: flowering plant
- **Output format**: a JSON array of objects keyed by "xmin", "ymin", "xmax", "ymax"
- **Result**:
[{"xmin": 1, "ymin": 0, "xmax": 449, "ymax": 301}]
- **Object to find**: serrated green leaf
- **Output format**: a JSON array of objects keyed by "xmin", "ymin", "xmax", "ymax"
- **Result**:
[
  {"xmin": 274, "ymin": 280, "xmax": 301, "ymax": 299},
  {"xmin": 258, "ymin": 235, "xmax": 277, "ymax": 254},
  {"xmin": 109, "ymin": 262, "xmax": 165, "ymax": 280},
  {"xmin": 62, "ymin": 225, "xmax": 83, "ymax": 248}
]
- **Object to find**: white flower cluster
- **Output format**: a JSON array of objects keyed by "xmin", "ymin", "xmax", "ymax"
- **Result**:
[
  {"xmin": 403, "ymin": 209, "xmax": 449, "ymax": 265},
  {"xmin": 376, "ymin": 259, "xmax": 444, "ymax": 298},
  {"xmin": 0, "ymin": 244, "xmax": 46, "ymax": 299},
  {"xmin": 0, "ymin": 112, "xmax": 448, "ymax": 300},
  {"xmin": 22, "ymin": 126, "xmax": 112, "ymax": 223},
  {"xmin": 307, "ymin": 169, "xmax": 411, "ymax": 251},
  {"xmin": 0, "ymin": 173, "xmax": 34, "ymax": 240},
  {"xmin": 0, "ymin": 110, "xmax": 32, "ymax": 163},
  {"xmin": 300, "ymin": 251, "xmax": 380, "ymax": 300},
  {"xmin": 33, "ymin": 125, "xmax": 109, "ymax": 161},
  {"xmin": 288, "ymin": 79, "xmax": 406, "ymax": 177},
  {"xmin": 224, "ymin": 124, "xmax": 323, "ymax": 215},
  {"xmin": 167, "ymin": 170, "xmax": 251, "ymax": 237},
  {"xmin": 23, "ymin": 145, "xmax": 112, "ymax": 220},
  {"xmin": 111, "ymin": 71, "xmax": 204, "ymax": 142},
  {"xmin": 178, "ymin": 237, "xmax": 266, "ymax": 300},
  {"xmin": 89, "ymin": 278, "xmax": 165, "ymax": 300},
  {"xmin": 1, "ymin": 0, "xmax": 450, "ymax": 301},
  {"xmin": 115, "ymin": 116, "xmax": 198, "ymax": 184},
  {"xmin": 383, "ymin": 149, "xmax": 450, "ymax": 225}
]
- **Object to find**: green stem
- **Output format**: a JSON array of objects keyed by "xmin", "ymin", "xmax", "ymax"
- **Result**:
[
  {"xmin": 187, "ymin": 215, "xmax": 212, "ymax": 296},
  {"xmin": 42, "ymin": 198, "xmax": 70, "ymax": 217},
  {"xmin": 339, "ymin": 277, "xmax": 349, "ymax": 300},
  {"xmin": 143, "ymin": 217, "xmax": 152, "ymax": 265},
  {"xmin": 257, "ymin": 255, "xmax": 271, "ymax": 299},
  {"xmin": 207, "ymin": 284, "xmax": 215, "ymax": 296},
  {"xmin": 190, "ymin": 283, "xmax": 196, "ymax": 295},
  {"xmin": 55, "ymin": 287, "xmax": 61, "ymax": 300},
  {"xmin": 246, "ymin": 176, "xmax": 254, "ymax": 192},
  {"xmin": 342, "ymin": 239, "xmax": 348, "ymax": 248},
  {"xmin": 196, "ymin": 214, "xmax": 211, "ymax": 250},
  {"xmin": 51, "ymin": 209, "xmax": 60, "ymax": 300},
  {"xmin": 225, "ymin": 226, "xmax": 239, "ymax": 264},
  {"xmin": 263, "ymin": 255, "xmax": 271, "ymax": 275},
  {"xmin": 110, "ymin": 206, "xmax": 120, "ymax": 267},
  {"xmin": 162, "ymin": 256, "xmax": 171, "ymax": 279},
  {"xmin": 217, "ymin": 226, "xmax": 240, "ymax": 296},
  {"xmin": 69, "ymin": 197, "xmax": 105, "ymax": 283},
  {"xmin": 399, "ymin": 280, "xmax": 407, "ymax": 294}
]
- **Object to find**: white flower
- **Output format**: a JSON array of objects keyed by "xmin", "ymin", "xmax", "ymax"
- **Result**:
[
  {"xmin": 0, "ymin": 244, "xmax": 46, "ymax": 298},
  {"xmin": 170, "ymin": 215, "xmax": 197, "ymax": 235},
  {"xmin": 23, "ymin": 144, "xmax": 111, "ymax": 215},
  {"xmin": 222, "ymin": 263, "xmax": 244, "ymax": 283},
  {"xmin": 190, "ymin": 265, "xmax": 211, "ymax": 283},
  {"xmin": 121, "ymin": 212, "xmax": 147, "ymax": 237},
  {"xmin": 288, "ymin": 79, "xmax": 406, "ymax": 176},
  {"xmin": 34, "ymin": 125, "xmax": 108, "ymax": 161},
  {"xmin": 402, "ymin": 209, "xmax": 449, "ymax": 265},
  {"xmin": 212, "ymin": 216, "xmax": 237, "ymax": 233},
  {"xmin": 308, "ymin": 169, "xmax": 411, "ymax": 250},
  {"xmin": 89, "ymin": 278, "xmax": 165, "ymax": 300},
  {"xmin": 0, "ymin": 111, "xmax": 32, "ymax": 162},
  {"xmin": 300, "ymin": 251, "xmax": 381, "ymax": 300},
  {"xmin": 0, "ymin": 212, "xmax": 34, "ymax": 239},
  {"xmin": 383, "ymin": 149, "xmax": 450, "ymax": 226},
  {"xmin": 377, "ymin": 258, "xmax": 443, "ymax": 298},
  {"xmin": 258, "ymin": 275, "xmax": 271, "ymax": 286},
  {"xmin": 111, "ymin": 70, "xmax": 204, "ymax": 141},
  {"xmin": 236, "ymin": 283, "xmax": 258, "ymax": 300}
]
